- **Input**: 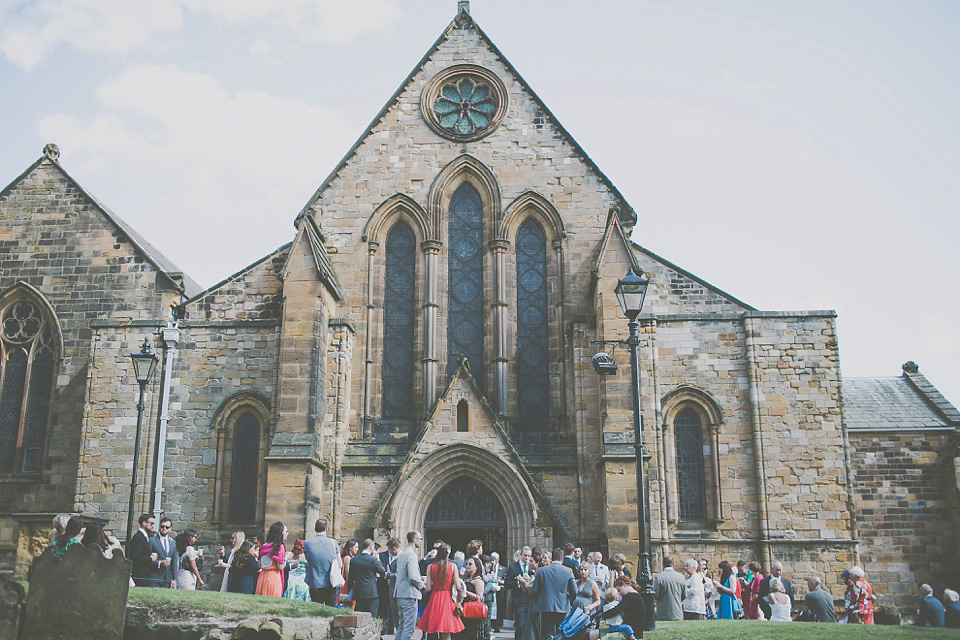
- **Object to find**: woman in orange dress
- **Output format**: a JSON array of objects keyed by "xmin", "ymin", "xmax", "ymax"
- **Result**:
[
  {"xmin": 418, "ymin": 543, "xmax": 465, "ymax": 639},
  {"xmin": 255, "ymin": 521, "xmax": 288, "ymax": 597}
]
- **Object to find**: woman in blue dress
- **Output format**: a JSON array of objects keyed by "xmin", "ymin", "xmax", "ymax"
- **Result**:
[{"xmin": 715, "ymin": 561, "xmax": 739, "ymax": 620}]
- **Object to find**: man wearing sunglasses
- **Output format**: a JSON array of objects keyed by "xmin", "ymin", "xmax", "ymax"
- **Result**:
[{"xmin": 149, "ymin": 517, "xmax": 179, "ymax": 588}]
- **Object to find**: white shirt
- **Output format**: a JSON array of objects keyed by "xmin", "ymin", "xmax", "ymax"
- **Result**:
[{"xmin": 683, "ymin": 573, "xmax": 706, "ymax": 614}]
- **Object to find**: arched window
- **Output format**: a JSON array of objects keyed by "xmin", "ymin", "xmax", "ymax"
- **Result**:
[
  {"xmin": 228, "ymin": 412, "xmax": 261, "ymax": 524},
  {"xmin": 448, "ymin": 184, "xmax": 485, "ymax": 388},
  {"xmin": 381, "ymin": 222, "xmax": 416, "ymax": 424},
  {"xmin": 515, "ymin": 219, "xmax": 550, "ymax": 429},
  {"xmin": 674, "ymin": 408, "xmax": 707, "ymax": 522},
  {"xmin": 0, "ymin": 297, "xmax": 57, "ymax": 475},
  {"xmin": 457, "ymin": 399, "xmax": 469, "ymax": 432}
]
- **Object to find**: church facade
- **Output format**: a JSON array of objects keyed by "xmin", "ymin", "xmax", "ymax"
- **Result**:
[{"xmin": 2, "ymin": 5, "xmax": 958, "ymax": 609}]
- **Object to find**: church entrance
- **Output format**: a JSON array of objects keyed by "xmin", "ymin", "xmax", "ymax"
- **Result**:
[{"xmin": 424, "ymin": 476, "xmax": 507, "ymax": 558}]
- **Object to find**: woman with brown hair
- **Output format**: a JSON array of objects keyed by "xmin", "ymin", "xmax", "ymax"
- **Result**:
[
  {"xmin": 454, "ymin": 556, "xmax": 490, "ymax": 640},
  {"xmin": 419, "ymin": 544, "xmax": 465, "ymax": 640}
]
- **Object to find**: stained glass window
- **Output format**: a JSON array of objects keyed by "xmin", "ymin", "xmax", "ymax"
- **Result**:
[
  {"xmin": 425, "ymin": 477, "xmax": 506, "ymax": 526},
  {"xmin": 229, "ymin": 412, "xmax": 260, "ymax": 524},
  {"xmin": 448, "ymin": 184, "xmax": 485, "ymax": 387},
  {"xmin": 516, "ymin": 219, "xmax": 550, "ymax": 428},
  {"xmin": 675, "ymin": 408, "xmax": 707, "ymax": 521},
  {"xmin": 382, "ymin": 222, "xmax": 416, "ymax": 422},
  {"xmin": 0, "ymin": 298, "xmax": 56, "ymax": 475},
  {"xmin": 434, "ymin": 77, "xmax": 498, "ymax": 137}
]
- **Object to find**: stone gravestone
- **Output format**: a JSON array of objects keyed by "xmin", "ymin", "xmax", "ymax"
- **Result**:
[
  {"xmin": 0, "ymin": 573, "xmax": 26, "ymax": 640},
  {"xmin": 21, "ymin": 542, "xmax": 131, "ymax": 640}
]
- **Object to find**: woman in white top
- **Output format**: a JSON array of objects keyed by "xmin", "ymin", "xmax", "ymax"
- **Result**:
[
  {"xmin": 765, "ymin": 577, "xmax": 792, "ymax": 622},
  {"xmin": 218, "ymin": 531, "xmax": 246, "ymax": 593},
  {"xmin": 176, "ymin": 529, "xmax": 205, "ymax": 590}
]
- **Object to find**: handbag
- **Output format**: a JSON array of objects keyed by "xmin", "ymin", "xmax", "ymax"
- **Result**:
[
  {"xmin": 463, "ymin": 600, "xmax": 489, "ymax": 619},
  {"xmin": 453, "ymin": 601, "xmax": 464, "ymax": 617},
  {"xmin": 330, "ymin": 558, "xmax": 345, "ymax": 589}
]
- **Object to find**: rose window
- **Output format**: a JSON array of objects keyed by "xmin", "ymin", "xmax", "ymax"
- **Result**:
[{"xmin": 434, "ymin": 78, "xmax": 498, "ymax": 137}]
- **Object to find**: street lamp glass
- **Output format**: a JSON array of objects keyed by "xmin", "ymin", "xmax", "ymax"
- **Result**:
[
  {"xmin": 615, "ymin": 267, "xmax": 650, "ymax": 319},
  {"xmin": 130, "ymin": 338, "xmax": 159, "ymax": 384}
]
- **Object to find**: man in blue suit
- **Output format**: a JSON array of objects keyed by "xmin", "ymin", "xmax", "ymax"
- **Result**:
[
  {"xmin": 304, "ymin": 518, "xmax": 340, "ymax": 606},
  {"xmin": 349, "ymin": 538, "xmax": 386, "ymax": 617},
  {"xmin": 148, "ymin": 516, "xmax": 179, "ymax": 589},
  {"xmin": 532, "ymin": 548, "xmax": 577, "ymax": 640},
  {"xmin": 918, "ymin": 584, "xmax": 946, "ymax": 627}
]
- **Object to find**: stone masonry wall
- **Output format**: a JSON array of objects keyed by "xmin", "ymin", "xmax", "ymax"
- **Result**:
[
  {"xmin": 850, "ymin": 431, "xmax": 958, "ymax": 608},
  {"xmin": 0, "ymin": 159, "xmax": 179, "ymax": 571}
]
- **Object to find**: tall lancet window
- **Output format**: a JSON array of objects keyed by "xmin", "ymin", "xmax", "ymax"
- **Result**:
[
  {"xmin": 228, "ymin": 412, "xmax": 260, "ymax": 524},
  {"xmin": 447, "ymin": 184, "xmax": 485, "ymax": 387},
  {"xmin": 515, "ymin": 219, "xmax": 549, "ymax": 428},
  {"xmin": 675, "ymin": 408, "xmax": 707, "ymax": 521},
  {"xmin": 382, "ymin": 222, "xmax": 416, "ymax": 422},
  {"xmin": 0, "ymin": 297, "xmax": 57, "ymax": 475}
]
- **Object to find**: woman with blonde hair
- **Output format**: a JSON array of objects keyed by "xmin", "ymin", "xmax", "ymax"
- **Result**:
[
  {"xmin": 218, "ymin": 530, "xmax": 246, "ymax": 593},
  {"xmin": 943, "ymin": 589, "xmax": 960, "ymax": 628},
  {"xmin": 764, "ymin": 577, "xmax": 792, "ymax": 622}
]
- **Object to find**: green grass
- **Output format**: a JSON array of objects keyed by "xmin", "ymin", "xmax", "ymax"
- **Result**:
[
  {"xmin": 602, "ymin": 621, "xmax": 960, "ymax": 639},
  {"xmin": 127, "ymin": 586, "xmax": 343, "ymax": 622}
]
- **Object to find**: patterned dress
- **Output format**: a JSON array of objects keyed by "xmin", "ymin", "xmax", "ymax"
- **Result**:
[
  {"xmin": 284, "ymin": 558, "xmax": 310, "ymax": 601},
  {"xmin": 845, "ymin": 578, "xmax": 875, "ymax": 624}
]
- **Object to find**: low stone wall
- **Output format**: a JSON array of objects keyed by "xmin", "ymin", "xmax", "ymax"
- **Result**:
[{"xmin": 125, "ymin": 611, "xmax": 378, "ymax": 640}]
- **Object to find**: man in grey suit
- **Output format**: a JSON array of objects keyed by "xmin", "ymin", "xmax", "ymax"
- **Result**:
[
  {"xmin": 532, "ymin": 548, "xmax": 577, "ymax": 640},
  {"xmin": 394, "ymin": 531, "xmax": 425, "ymax": 640},
  {"xmin": 304, "ymin": 517, "xmax": 340, "ymax": 606},
  {"xmin": 653, "ymin": 556, "xmax": 686, "ymax": 621},
  {"xmin": 349, "ymin": 538, "xmax": 386, "ymax": 617},
  {"xmin": 149, "ymin": 516, "xmax": 178, "ymax": 589}
]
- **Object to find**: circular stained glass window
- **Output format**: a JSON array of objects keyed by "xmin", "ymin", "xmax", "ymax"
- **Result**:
[{"xmin": 421, "ymin": 65, "xmax": 508, "ymax": 142}]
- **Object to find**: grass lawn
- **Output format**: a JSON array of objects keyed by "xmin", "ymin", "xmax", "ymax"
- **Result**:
[
  {"xmin": 609, "ymin": 620, "xmax": 960, "ymax": 639},
  {"xmin": 127, "ymin": 586, "xmax": 343, "ymax": 623}
]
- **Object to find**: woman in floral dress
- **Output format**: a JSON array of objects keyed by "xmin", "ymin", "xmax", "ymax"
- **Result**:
[{"xmin": 284, "ymin": 537, "xmax": 310, "ymax": 601}]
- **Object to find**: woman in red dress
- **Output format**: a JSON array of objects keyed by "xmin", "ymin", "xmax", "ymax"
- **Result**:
[{"xmin": 418, "ymin": 543, "xmax": 465, "ymax": 639}]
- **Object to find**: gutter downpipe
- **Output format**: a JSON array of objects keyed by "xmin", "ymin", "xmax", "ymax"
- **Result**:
[{"xmin": 151, "ymin": 322, "xmax": 181, "ymax": 519}]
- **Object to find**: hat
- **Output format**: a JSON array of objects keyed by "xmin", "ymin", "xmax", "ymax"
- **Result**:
[{"xmin": 840, "ymin": 570, "xmax": 851, "ymax": 580}]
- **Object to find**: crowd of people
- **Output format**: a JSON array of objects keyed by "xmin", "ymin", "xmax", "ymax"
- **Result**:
[{"xmin": 45, "ymin": 514, "xmax": 960, "ymax": 632}]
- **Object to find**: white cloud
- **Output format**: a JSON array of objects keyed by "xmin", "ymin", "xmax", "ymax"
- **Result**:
[
  {"xmin": 36, "ymin": 63, "xmax": 357, "ymax": 285},
  {"xmin": 0, "ymin": 0, "xmax": 401, "ymax": 69}
]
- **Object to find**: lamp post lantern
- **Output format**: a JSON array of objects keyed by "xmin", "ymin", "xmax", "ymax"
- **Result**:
[
  {"xmin": 126, "ymin": 338, "xmax": 159, "ymax": 545},
  {"xmin": 613, "ymin": 266, "xmax": 655, "ymax": 633}
]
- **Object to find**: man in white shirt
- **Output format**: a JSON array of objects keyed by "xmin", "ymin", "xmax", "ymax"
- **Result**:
[
  {"xmin": 588, "ymin": 552, "xmax": 610, "ymax": 590},
  {"xmin": 681, "ymin": 558, "xmax": 706, "ymax": 620}
]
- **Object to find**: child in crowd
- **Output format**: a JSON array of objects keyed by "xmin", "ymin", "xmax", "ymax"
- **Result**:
[{"xmin": 600, "ymin": 587, "xmax": 635, "ymax": 640}]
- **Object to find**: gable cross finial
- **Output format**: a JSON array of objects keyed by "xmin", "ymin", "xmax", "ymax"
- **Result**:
[
  {"xmin": 43, "ymin": 143, "xmax": 60, "ymax": 163},
  {"xmin": 458, "ymin": 0, "xmax": 469, "ymax": 15}
]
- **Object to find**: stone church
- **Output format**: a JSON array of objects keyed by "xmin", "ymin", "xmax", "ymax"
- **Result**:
[{"xmin": 2, "ymin": 3, "xmax": 958, "ymax": 609}]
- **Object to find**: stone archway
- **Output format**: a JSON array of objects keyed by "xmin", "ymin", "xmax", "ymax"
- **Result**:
[{"xmin": 389, "ymin": 442, "xmax": 543, "ymax": 554}]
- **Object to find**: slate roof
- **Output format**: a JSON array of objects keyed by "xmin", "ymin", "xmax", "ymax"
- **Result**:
[{"xmin": 845, "ymin": 364, "xmax": 960, "ymax": 431}]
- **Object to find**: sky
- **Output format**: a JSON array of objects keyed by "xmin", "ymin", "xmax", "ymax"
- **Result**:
[{"xmin": 1, "ymin": 0, "xmax": 958, "ymax": 406}]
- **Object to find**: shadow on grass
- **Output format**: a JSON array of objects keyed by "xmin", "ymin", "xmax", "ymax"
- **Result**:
[
  {"xmin": 128, "ymin": 586, "xmax": 344, "ymax": 623},
  {"xmin": 603, "ymin": 620, "xmax": 960, "ymax": 639}
]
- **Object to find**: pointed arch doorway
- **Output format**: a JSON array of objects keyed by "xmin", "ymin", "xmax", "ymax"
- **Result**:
[{"xmin": 425, "ymin": 476, "xmax": 507, "ymax": 557}]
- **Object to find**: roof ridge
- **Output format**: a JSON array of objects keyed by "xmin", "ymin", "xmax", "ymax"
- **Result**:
[{"xmin": 901, "ymin": 361, "xmax": 960, "ymax": 425}]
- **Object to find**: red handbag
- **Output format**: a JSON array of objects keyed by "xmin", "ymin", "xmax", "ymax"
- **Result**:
[{"xmin": 462, "ymin": 601, "xmax": 489, "ymax": 619}]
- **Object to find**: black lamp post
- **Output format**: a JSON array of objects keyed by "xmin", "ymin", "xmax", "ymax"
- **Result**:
[
  {"xmin": 126, "ymin": 338, "xmax": 158, "ymax": 545},
  {"xmin": 613, "ymin": 266, "xmax": 655, "ymax": 632}
]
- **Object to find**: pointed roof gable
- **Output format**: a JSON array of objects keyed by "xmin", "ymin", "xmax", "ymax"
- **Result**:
[
  {"xmin": 281, "ymin": 214, "xmax": 343, "ymax": 300},
  {"xmin": 0, "ymin": 153, "xmax": 203, "ymax": 298},
  {"xmin": 365, "ymin": 358, "xmax": 569, "ymax": 535},
  {"xmin": 298, "ymin": 7, "xmax": 637, "ymax": 225}
]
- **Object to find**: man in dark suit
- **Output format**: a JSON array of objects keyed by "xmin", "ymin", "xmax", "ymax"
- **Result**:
[
  {"xmin": 562, "ymin": 543, "xmax": 579, "ymax": 572},
  {"xmin": 129, "ymin": 513, "xmax": 156, "ymax": 586},
  {"xmin": 148, "ymin": 516, "xmax": 179, "ymax": 589},
  {"xmin": 532, "ymin": 548, "xmax": 577, "ymax": 640},
  {"xmin": 349, "ymin": 538, "xmax": 387, "ymax": 617},
  {"xmin": 758, "ymin": 561, "xmax": 794, "ymax": 620},
  {"xmin": 378, "ymin": 537, "xmax": 401, "ymax": 634},
  {"xmin": 506, "ymin": 546, "xmax": 533, "ymax": 640}
]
